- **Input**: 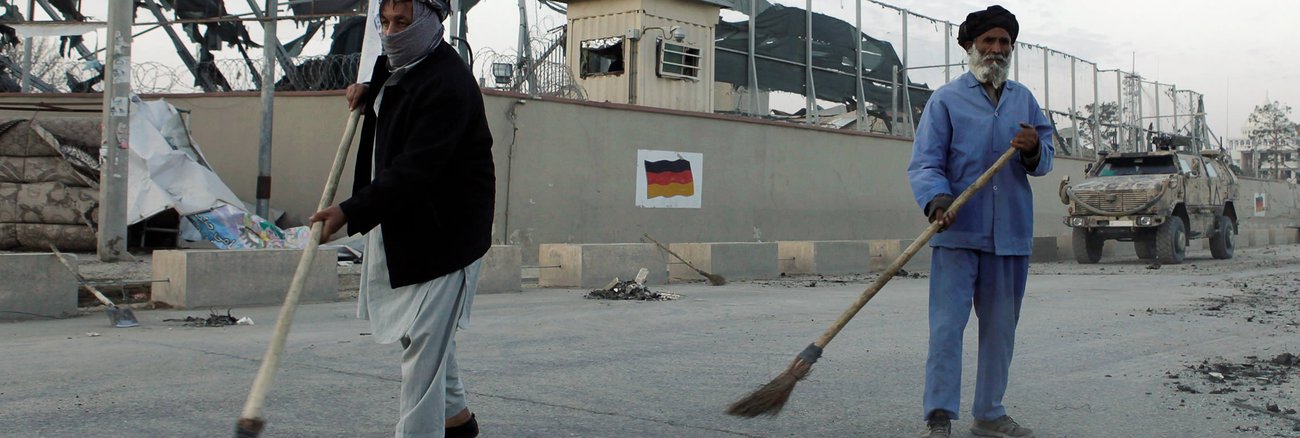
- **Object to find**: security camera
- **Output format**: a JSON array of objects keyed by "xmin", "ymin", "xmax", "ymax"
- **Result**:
[{"xmin": 669, "ymin": 26, "xmax": 686, "ymax": 42}]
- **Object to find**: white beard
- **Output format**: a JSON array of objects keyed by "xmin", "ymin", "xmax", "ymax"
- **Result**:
[{"xmin": 968, "ymin": 46, "xmax": 1010, "ymax": 88}]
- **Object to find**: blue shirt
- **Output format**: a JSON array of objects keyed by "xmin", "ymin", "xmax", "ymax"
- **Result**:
[{"xmin": 907, "ymin": 72, "xmax": 1055, "ymax": 256}]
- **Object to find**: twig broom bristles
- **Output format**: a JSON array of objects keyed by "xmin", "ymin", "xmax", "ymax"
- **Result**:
[{"xmin": 727, "ymin": 146, "xmax": 1020, "ymax": 418}]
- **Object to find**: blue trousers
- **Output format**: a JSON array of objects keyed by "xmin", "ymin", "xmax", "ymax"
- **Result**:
[{"xmin": 923, "ymin": 247, "xmax": 1028, "ymax": 421}]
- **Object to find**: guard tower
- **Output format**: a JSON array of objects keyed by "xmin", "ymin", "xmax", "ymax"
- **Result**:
[{"xmin": 560, "ymin": 0, "xmax": 727, "ymax": 112}]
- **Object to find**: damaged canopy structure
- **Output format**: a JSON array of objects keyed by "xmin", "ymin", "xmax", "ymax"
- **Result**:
[
  {"xmin": 714, "ymin": 3, "xmax": 932, "ymax": 123},
  {"xmin": 0, "ymin": 0, "xmax": 378, "ymax": 93}
]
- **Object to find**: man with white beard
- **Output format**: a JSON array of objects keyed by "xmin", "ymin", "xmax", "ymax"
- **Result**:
[{"xmin": 907, "ymin": 5, "xmax": 1054, "ymax": 438}]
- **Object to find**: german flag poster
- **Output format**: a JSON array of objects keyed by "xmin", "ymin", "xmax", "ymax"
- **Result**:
[{"xmin": 636, "ymin": 149, "xmax": 703, "ymax": 208}]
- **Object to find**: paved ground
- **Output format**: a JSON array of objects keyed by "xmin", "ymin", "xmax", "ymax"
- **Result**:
[{"xmin": 3, "ymin": 245, "xmax": 1300, "ymax": 437}]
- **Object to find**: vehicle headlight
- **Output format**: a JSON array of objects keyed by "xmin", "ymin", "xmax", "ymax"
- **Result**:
[
  {"xmin": 1137, "ymin": 216, "xmax": 1153, "ymax": 226},
  {"xmin": 1070, "ymin": 217, "xmax": 1085, "ymax": 227}
]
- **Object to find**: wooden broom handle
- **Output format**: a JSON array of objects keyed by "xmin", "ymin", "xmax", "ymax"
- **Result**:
[
  {"xmin": 814, "ymin": 146, "xmax": 1020, "ymax": 348},
  {"xmin": 239, "ymin": 109, "xmax": 362, "ymax": 422}
]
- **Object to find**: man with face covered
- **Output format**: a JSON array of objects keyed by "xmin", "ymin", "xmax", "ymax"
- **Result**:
[
  {"xmin": 907, "ymin": 5, "xmax": 1053, "ymax": 438},
  {"xmin": 310, "ymin": 0, "xmax": 494, "ymax": 436}
]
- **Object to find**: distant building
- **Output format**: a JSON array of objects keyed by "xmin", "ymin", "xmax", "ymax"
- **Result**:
[{"xmin": 1231, "ymin": 136, "xmax": 1298, "ymax": 180}]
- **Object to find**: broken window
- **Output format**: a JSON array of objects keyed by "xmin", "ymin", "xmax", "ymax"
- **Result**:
[
  {"xmin": 657, "ymin": 40, "xmax": 701, "ymax": 80},
  {"xmin": 580, "ymin": 37, "xmax": 625, "ymax": 77}
]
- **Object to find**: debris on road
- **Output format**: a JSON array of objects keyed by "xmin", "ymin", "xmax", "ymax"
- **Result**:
[
  {"xmin": 164, "ymin": 309, "xmax": 242, "ymax": 327},
  {"xmin": 585, "ymin": 280, "xmax": 679, "ymax": 301}
]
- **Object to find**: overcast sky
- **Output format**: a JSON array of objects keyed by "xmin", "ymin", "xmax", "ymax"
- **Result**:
[{"xmin": 69, "ymin": 0, "xmax": 1299, "ymax": 140}]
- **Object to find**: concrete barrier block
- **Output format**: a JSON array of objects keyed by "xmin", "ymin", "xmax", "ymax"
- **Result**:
[
  {"xmin": 1248, "ymin": 229, "xmax": 1266, "ymax": 247},
  {"xmin": 538, "ymin": 243, "xmax": 665, "ymax": 288},
  {"xmin": 0, "ymin": 253, "xmax": 78, "ymax": 320},
  {"xmin": 868, "ymin": 240, "xmax": 901, "ymax": 272},
  {"xmin": 777, "ymin": 241, "xmax": 872, "ymax": 275},
  {"xmin": 1031, "ymin": 237, "xmax": 1058, "ymax": 263},
  {"xmin": 1268, "ymin": 228, "xmax": 1283, "ymax": 245},
  {"xmin": 668, "ymin": 242, "xmax": 778, "ymax": 281},
  {"xmin": 151, "ymin": 249, "xmax": 337, "ymax": 309},
  {"xmin": 1056, "ymin": 235, "xmax": 1074, "ymax": 262},
  {"xmin": 899, "ymin": 239, "xmax": 933, "ymax": 272},
  {"xmin": 477, "ymin": 245, "xmax": 521, "ymax": 294}
]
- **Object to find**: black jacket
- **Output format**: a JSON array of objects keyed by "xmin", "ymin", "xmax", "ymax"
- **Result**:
[{"xmin": 340, "ymin": 44, "xmax": 496, "ymax": 288}]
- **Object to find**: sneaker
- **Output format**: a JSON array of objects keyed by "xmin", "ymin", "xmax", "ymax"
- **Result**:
[
  {"xmin": 971, "ymin": 415, "xmax": 1034, "ymax": 438},
  {"xmin": 921, "ymin": 410, "xmax": 951, "ymax": 438}
]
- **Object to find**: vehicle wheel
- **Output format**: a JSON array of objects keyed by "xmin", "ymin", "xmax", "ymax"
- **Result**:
[
  {"xmin": 1073, "ymin": 228, "xmax": 1103, "ymax": 264},
  {"xmin": 1156, "ymin": 216, "xmax": 1186, "ymax": 264},
  {"xmin": 1135, "ymin": 237, "xmax": 1157, "ymax": 260},
  {"xmin": 1210, "ymin": 216, "xmax": 1235, "ymax": 260}
]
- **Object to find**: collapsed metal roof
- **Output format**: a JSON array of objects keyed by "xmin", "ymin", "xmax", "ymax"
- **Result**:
[{"xmin": 714, "ymin": 3, "xmax": 931, "ymax": 122}]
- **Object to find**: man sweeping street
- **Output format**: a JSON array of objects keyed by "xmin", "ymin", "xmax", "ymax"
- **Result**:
[
  {"xmin": 309, "ymin": 0, "xmax": 495, "ymax": 436},
  {"xmin": 907, "ymin": 5, "xmax": 1054, "ymax": 438}
]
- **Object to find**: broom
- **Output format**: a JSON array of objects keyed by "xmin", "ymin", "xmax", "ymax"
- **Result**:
[
  {"xmin": 727, "ymin": 145, "xmax": 1021, "ymax": 417},
  {"xmin": 235, "ymin": 109, "xmax": 361, "ymax": 437}
]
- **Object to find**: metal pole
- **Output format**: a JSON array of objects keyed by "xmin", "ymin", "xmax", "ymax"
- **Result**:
[
  {"xmin": 748, "ymin": 0, "xmax": 758, "ymax": 116},
  {"xmin": 805, "ymin": 0, "xmax": 816, "ymax": 124},
  {"xmin": 1092, "ymin": 63, "xmax": 1100, "ymax": 154},
  {"xmin": 1170, "ymin": 84, "xmax": 1177, "ymax": 135},
  {"xmin": 854, "ymin": 0, "xmax": 865, "ymax": 129},
  {"xmin": 517, "ymin": 0, "xmax": 536, "ymax": 94},
  {"xmin": 450, "ymin": 0, "xmax": 467, "ymax": 62},
  {"xmin": 1115, "ymin": 71, "xmax": 1123, "ymax": 151},
  {"xmin": 943, "ymin": 22, "xmax": 950, "ymax": 82},
  {"xmin": 900, "ymin": 9, "xmax": 908, "ymax": 69},
  {"xmin": 1012, "ymin": 43, "xmax": 1018, "ymax": 82},
  {"xmin": 628, "ymin": 34, "xmax": 638, "ymax": 105},
  {"xmin": 255, "ymin": 0, "xmax": 277, "ymax": 219},
  {"xmin": 1154, "ymin": 81, "xmax": 1161, "ymax": 134},
  {"xmin": 1137, "ymin": 78, "xmax": 1144, "ymax": 151},
  {"xmin": 891, "ymin": 64, "xmax": 898, "ymax": 136},
  {"xmin": 898, "ymin": 9, "xmax": 907, "ymax": 132},
  {"xmin": 99, "ymin": 0, "xmax": 132, "ymax": 261},
  {"xmin": 1042, "ymin": 49, "xmax": 1050, "ymax": 122},
  {"xmin": 20, "ymin": 0, "xmax": 33, "ymax": 93},
  {"xmin": 244, "ymin": 0, "xmax": 304, "ymax": 90},
  {"xmin": 1070, "ymin": 57, "xmax": 1077, "ymax": 154}
]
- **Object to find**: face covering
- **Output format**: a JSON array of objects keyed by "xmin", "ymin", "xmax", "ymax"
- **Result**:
[{"xmin": 378, "ymin": 0, "xmax": 444, "ymax": 70}]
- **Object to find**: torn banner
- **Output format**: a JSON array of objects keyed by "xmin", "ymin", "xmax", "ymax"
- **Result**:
[{"xmin": 129, "ymin": 98, "xmax": 308, "ymax": 249}]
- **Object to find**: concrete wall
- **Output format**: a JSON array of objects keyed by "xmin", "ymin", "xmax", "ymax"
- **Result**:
[{"xmin": 1, "ymin": 91, "xmax": 1296, "ymax": 264}]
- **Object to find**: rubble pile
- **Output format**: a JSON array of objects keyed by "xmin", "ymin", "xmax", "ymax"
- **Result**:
[
  {"xmin": 585, "ymin": 280, "xmax": 679, "ymax": 301},
  {"xmin": 163, "ymin": 309, "xmax": 246, "ymax": 327},
  {"xmin": 1171, "ymin": 354, "xmax": 1298, "ymax": 394},
  {"xmin": 1166, "ymin": 353, "xmax": 1300, "ymax": 432}
]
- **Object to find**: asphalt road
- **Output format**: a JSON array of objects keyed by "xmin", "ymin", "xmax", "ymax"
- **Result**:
[{"xmin": 3, "ymin": 245, "xmax": 1299, "ymax": 437}]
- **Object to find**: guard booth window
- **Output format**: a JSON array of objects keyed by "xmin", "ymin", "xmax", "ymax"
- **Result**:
[
  {"xmin": 580, "ymin": 37, "xmax": 625, "ymax": 77},
  {"xmin": 658, "ymin": 41, "xmax": 701, "ymax": 80}
]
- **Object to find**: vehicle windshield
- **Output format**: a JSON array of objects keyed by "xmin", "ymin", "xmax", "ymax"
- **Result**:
[{"xmin": 1095, "ymin": 156, "xmax": 1178, "ymax": 176}]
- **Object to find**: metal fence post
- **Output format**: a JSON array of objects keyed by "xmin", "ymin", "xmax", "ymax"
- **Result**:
[
  {"xmin": 748, "ymin": 0, "xmax": 758, "ymax": 116},
  {"xmin": 805, "ymin": 0, "xmax": 816, "ymax": 124},
  {"xmin": 855, "ymin": 0, "xmax": 866, "ymax": 129},
  {"xmin": 1070, "ymin": 56, "xmax": 1077, "ymax": 154},
  {"xmin": 1092, "ymin": 63, "xmax": 1100, "ymax": 155},
  {"xmin": 1042, "ymin": 49, "xmax": 1050, "ymax": 122}
]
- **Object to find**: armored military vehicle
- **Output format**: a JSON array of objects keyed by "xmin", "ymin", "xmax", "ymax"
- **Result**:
[{"xmin": 1059, "ymin": 145, "xmax": 1239, "ymax": 264}]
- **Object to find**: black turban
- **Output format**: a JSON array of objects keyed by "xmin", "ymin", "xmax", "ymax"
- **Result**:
[{"xmin": 957, "ymin": 5, "xmax": 1018, "ymax": 45}]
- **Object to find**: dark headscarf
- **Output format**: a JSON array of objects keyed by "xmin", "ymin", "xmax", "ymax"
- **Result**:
[{"xmin": 957, "ymin": 5, "xmax": 1018, "ymax": 45}]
